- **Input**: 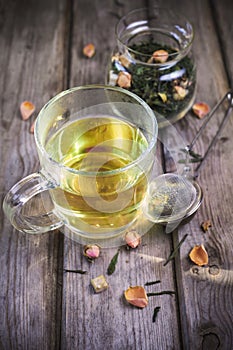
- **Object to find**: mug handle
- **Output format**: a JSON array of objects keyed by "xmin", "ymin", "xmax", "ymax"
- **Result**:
[{"xmin": 3, "ymin": 172, "xmax": 64, "ymax": 234}]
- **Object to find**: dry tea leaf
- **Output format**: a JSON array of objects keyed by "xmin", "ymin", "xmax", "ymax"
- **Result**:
[
  {"xmin": 124, "ymin": 286, "xmax": 148, "ymax": 308},
  {"xmin": 83, "ymin": 43, "xmax": 95, "ymax": 58},
  {"xmin": 201, "ymin": 220, "xmax": 212, "ymax": 232},
  {"xmin": 20, "ymin": 101, "xmax": 35, "ymax": 120},
  {"xmin": 192, "ymin": 102, "xmax": 210, "ymax": 119},
  {"xmin": 189, "ymin": 244, "xmax": 208, "ymax": 266}
]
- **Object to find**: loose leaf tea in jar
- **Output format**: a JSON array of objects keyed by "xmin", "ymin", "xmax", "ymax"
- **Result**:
[{"xmin": 107, "ymin": 7, "xmax": 196, "ymax": 128}]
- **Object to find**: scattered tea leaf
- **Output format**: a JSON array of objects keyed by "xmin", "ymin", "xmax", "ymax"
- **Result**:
[
  {"xmin": 180, "ymin": 148, "xmax": 202, "ymax": 159},
  {"xmin": 201, "ymin": 220, "xmax": 212, "ymax": 232},
  {"xmin": 178, "ymin": 158, "xmax": 202, "ymax": 164},
  {"xmin": 107, "ymin": 249, "xmax": 120, "ymax": 275},
  {"xmin": 145, "ymin": 280, "xmax": 161, "ymax": 286},
  {"xmin": 147, "ymin": 291, "xmax": 175, "ymax": 297},
  {"xmin": 163, "ymin": 234, "xmax": 188, "ymax": 266},
  {"xmin": 64, "ymin": 269, "xmax": 87, "ymax": 274},
  {"xmin": 152, "ymin": 307, "xmax": 161, "ymax": 323}
]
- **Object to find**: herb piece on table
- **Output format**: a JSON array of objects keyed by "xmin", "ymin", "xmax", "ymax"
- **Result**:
[
  {"xmin": 201, "ymin": 220, "xmax": 212, "ymax": 232},
  {"xmin": 152, "ymin": 307, "xmax": 161, "ymax": 323},
  {"xmin": 147, "ymin": 291, "xmax": 175, "ymax": 297},
  {"xmin": 64, "ymin": 269, "xmax": 87, "ymax": 274},
  {"xmin": 189, "ymin": 244, "xmax": 208, "ymax": 266},
  {"xmin": 145, "ymin": 280, "xmax": 161, "ymax": 286},
  {"xmin": 192, "ymin": 102, "xmax": 210, "ymax": 119},
  {"xmin": 91, "ymin": 275, "xmax": 109, "ymax": 293},
  {"xmin": 124, "ymin": 286, "xmax": 148, "ymax": 308},
  {"xmin": 20, "ymin": 101, "xmax": 35, "ymax": 120},
  {"xmin": 163, "ymin": 234, "xmax": 188, "ymax": 266},
  {"xmin": 107, "ymin": 249, "xmax": 120, "ymax": 275},
  {"xmin": 180, "ymin": 148, "xmax": 202, "ymax": 160}
]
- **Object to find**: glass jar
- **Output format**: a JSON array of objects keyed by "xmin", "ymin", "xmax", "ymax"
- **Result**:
[{"xmin": 107, "ymin": 7, "xmax": 196, "ymax": 128}]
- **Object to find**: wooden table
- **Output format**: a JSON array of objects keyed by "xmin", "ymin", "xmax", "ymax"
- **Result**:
[{"xmin": 1, "ymin": 0, "xmax": 233, "ymax": 349}]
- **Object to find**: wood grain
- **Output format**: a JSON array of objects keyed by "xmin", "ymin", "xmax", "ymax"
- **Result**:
[
  {"xmin": 0, "ymin": 0, "xmax": 68, "ymax": 348},
  {"xmin": 0, "ymin": 0, "xmax": 233, "ymax": 349},
  {"xmin": 62, "ymin": 0, "xmax": 181, "ymax": 349},
  {"xmin": 159, "ymin": 1, "xmax": 233, "ymax": 349}
]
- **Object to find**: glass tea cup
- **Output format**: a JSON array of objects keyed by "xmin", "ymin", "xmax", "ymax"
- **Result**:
[{"xmin": 3, "ymin": 85, "xmax": 158, "ymax": 244}]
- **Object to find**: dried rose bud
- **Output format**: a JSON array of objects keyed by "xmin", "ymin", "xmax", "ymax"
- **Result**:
[
  {"xmin": 83, "ymin": 244, "xmax": 100, "ymax": 260},
  {"xmin": 91, "ymin": 275, "xmax": 108, "ymax": 293},
  {"xmin": 124, "ymin": 286, "xmax": 148, "ymax": 308},
  {"xmin": 201, "ymin": 220, "xmax": 212, "ymax": 232},
  {"xmin": 152, "ymin": 49, "xmax": 169, "ymax": 63},
  {"xmin": 192, "ymin": 102, "xmax": 210, "ymax": 119},
  {"xmin": 116, "ymin": 71, "xmax": 132, "ymax": 88},
  {"xmin": 83, "ymin": 43, "xmax": 95, "ymax": 58},
  {"xmin": 125, "ymin": 230, "xmax": 141, "ymax": 248},
  {"xmin": 119, "ymin": 54, "xmax": 131, "ymax": 68},
  {"xmin": 30, "ymin": 120, "xmax": 36, "ymax": 134},
  {"xmin": 174, "ymin": 86, "xmax": 188, "ymax": 100},
  {"xmin": 189, "ymin": 244, "xmax": 208, "ymax": 266},
  {"xmin": 20, "ymin": 101, "xmax": 35, "ymax": 120}
]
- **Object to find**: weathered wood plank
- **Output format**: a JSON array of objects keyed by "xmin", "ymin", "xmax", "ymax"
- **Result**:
[
  {"xmin": 158, "ymin": 0, "xmax": 233, "ymax": 349},
  {"xmin": 0, "ymin": 0, "xmax": 68, "ymax": 348},
  {"xmin": 62, "ymin": 1, "xmax": 182, "ymax": 349}
]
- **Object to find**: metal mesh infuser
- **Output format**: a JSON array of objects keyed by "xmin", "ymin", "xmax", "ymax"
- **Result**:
[{"xmin": 143, "ymin": 91, "xmax": 233, "ymax": 227}]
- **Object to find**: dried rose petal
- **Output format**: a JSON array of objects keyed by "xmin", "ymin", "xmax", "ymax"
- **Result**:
[
  {"xmin": 124, "ymin": 286, "xmax": 148, "ymax": 308},
  {"xmin": 20, "ymin": 101, "xmax": 35, "ymax": 120},
  {"xmin": 201, "ymin": 220, "xmax": 212, "ymax": 232},
  {"xmin": 116, "ymin": 71, "xmax": 132, "ymax": 88},
  {"xmin": 158, "ymin": 92, "xmax": 167, "ymax": 103},
  {"xmin": 152, "ymin": 49, "xmax": 169, "ymax": 63},
  {"xmin": 83, "ymin": 43, "xmax": 95, "ymax": 58},
  {"xmin": 125, "ymin": 230, "xmax": 141, "ymax": 248},
  {"xmin": 189, "ymin": 244, "xmax": 208, "ymax": 266},
  {"xmin": 83, "ymin": 244, "xmax": 100, "ymax": 260},
  {"xmin": 192, "ymin": 102, "xmax": 210, "ymax": 119}
]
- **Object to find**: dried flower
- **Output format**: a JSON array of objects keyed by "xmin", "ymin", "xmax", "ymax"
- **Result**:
[
  {"xmin": 30, "ymin": 120, "xmax": 36, "ymax": 134},
  {"xmin": 192, "ymin": 102, "xmax": 210, "ymax": 119},
  {"xmin": 158, "ymin": 92, "xmax": 167, "ymax": 103},
  {"xmin": 201, "ymin": 220, "xmax": 212, "ymax": 232},
  {"xmin": 116, "ymin": 71, "xmax": 132, "ymax": 88},
  {"xmin": 91, "ymin": 275, "xmax": 108, "ymax": 293},
  {"xmin": 173, "ymin": 86, "xmax": 188, "ymax": 100},
  {"xmin": 125, "ymin": 230, "xmax": 141, "ymax": 248},
  {"xmin": 151, "ymin": 49, "xmax": 169, "ymax": 63},
  {"xmin": 83, "ymin": 244, "xmax": 100, "ymax": 260},
  {"xmin": 119, "ymin": 54, "xmax": 131, "ymax": 68},
  {"xmin": 20, "ymin": 101, "xmax": 35, "ymax": 120},
  {"xmin": 124, "ymin": 286, "xmax": 148, "ymax": 308},
  {"xmin": 83, "ymin": 43, "xmax": 95, "ymax": 58},
  {"xmin": 189, "ymin": 244, "xmax": 208, "ymax": 266}
]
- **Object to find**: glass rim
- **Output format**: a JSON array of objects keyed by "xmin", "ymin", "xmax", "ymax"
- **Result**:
[
  {"xmin": 35, "ymin": 84, "xmax": 158, "ymax": 176},
  {"xmin": 115, "ymin": 6, "xmax": 195, "ymax": 66}
]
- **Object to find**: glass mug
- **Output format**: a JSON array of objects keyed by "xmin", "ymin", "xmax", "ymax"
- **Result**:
[{"xmin": 3, "ymin": 85, "xmax": 158, "ymax": 245}]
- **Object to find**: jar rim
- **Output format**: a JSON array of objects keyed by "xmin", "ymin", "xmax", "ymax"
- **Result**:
[{"xmin": 115, "ymin": 6, "xmax": 194, "ymax": 66}]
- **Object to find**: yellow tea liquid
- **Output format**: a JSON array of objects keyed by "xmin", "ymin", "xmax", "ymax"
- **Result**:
[{"xmin": 45, "ymin": 116, "xmax": 150, "ymax": 234}]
